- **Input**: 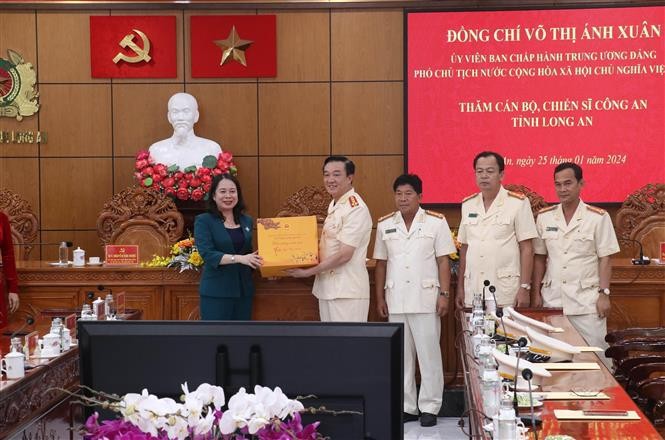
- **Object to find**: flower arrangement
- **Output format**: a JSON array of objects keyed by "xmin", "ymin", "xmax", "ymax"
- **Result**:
[
  {"xmin": 144, "ymin": 238, "xmax": 203, "ymax": 272},
  {"xmin": 80, "ymin": 382, "xmax": 323, "ymax": 440},
  {"xmin": 134, "ymin": 151, "xmax": 237, "ymax": 201},
  {"xmin": 449, "ymin": 228, "xmax": 461, "ymax": 262}
]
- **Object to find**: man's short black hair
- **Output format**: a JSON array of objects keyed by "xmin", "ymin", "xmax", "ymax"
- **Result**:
[
  {"xmin": 554, "ymin": 162, "xmax": 583, "ymax": 181},
  {"xmin": 393, "ymin": 174, "xmax": 423, "ymax": 194},
  {"xmin": 473, "ymin": 151, "xmax": 505, "ymax": 172},
  {"xmin": 323, "ymin": 156, "xmax": 355, "ymax": 176}
]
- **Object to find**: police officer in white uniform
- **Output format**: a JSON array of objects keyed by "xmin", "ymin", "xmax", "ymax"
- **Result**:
[
  {"xmin": 532, "ymin": 162, "xmax": 619, "ymax": 368},
  {"xmin": 289, "ymin": 156, "xmax": 372, "ymax": 322},
  {"xmin": 374, "ymin": 174, "xmax": 456, "ymax": 427},
  {"xmin": 455, "ymin": 151, "xmax": 538, "ymax": 309}
]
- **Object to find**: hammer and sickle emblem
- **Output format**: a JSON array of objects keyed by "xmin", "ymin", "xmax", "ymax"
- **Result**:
[{"xmin": 112, "ymin": 29, "xmax": 152, "ymax": 64}]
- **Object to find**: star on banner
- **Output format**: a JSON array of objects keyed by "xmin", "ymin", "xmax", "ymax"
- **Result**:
[{"xmin": 214, "ymin": 26, "xmax": 253, "ymax": 67}]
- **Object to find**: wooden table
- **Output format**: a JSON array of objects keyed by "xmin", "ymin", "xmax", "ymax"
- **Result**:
[{"xmin": 459, "ymin": 308, "xmax": 663, "ymax": 439}]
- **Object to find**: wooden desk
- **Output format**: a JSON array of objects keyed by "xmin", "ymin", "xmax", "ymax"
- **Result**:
[{"xmin": 459, "ymin": 309, "xmax": 662, "ymax": 439}]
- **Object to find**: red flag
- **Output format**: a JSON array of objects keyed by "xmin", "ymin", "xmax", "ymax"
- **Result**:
[
  {"xmin": 90, "ymin": 16, "xmax": 177, "ymax": 78},
  {"xmin": 190, "ymin": 15, "xmax": 276, "ymax": 78}
]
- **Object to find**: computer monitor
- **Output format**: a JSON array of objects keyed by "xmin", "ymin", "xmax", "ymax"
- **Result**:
[{"xmin": 78, "ymin": 321, "xmax": 403, "ymax": 440}]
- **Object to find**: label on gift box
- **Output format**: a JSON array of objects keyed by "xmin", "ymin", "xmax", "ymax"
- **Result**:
[
  {"xmin": 257, "ymin": 216, "xmax": 319, "ymax": 277},
  {"xmin": 105, "ymin": 245, "xmax": 139, "ymax": 265}
]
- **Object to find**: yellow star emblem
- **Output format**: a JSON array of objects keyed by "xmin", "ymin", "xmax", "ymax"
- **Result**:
[{"xmin": 214, "ymin": 26, "xmax": 253, "ymax": 67}]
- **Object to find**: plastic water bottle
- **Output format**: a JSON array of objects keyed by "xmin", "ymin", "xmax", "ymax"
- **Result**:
[
  {"xmin": 481, "ymin": 356, "xmax": 501, "ymax": 418},
  {"xmin": 58, "ymin": 241, "xmax": 68, "ymax": 264},
  {"xmin": 495, "ymin": 395, "xmax": 517, "ymax": 439},
  {"xmin": 104, "ymin": 293, "xmax": 116, "ymax": 320}
]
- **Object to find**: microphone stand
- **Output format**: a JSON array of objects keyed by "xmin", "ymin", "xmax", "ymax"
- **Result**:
[
  {"xmin": 490, "ymin": 286, "xmax": 510, "ymax": 355},
  {"xmin": 482, "ymin": 279, "xmax": 490, "ymax": 312},
  {"xmin": 520, "ymin": 368, "xmax": 542, "ymax": 434},
  {"xmin": 6, "ymin": 315, "xmax": 35, "ymax": 337},
  {"xmin": 513, "ymin": 337, "xmax": 528, "ymax": 413},
  {"xmin": 621, "ymin": 238, "xmax": 651, "ymax": 265}
]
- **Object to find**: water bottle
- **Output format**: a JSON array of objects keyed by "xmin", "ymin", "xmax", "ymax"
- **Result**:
[
  {"xmin": 494, "ymin": 395, "xmax": 517, "ymax": 439},
  {"xmin": 80, "ymin": 304, "xmax": 94, "ymax": 320},
  {"xmin": 471, "ymin": 323, "xmax": 484, "ymax": 358},
  {"xmin": 476, "ymin": 335, "xmax": 494, "ymax": 373},
  {"xmin": 92, "ymin": 297, "xmax": 104, "ymax": 319},
  {"xmin": 481, "ymin": 357, "xmax": 501, "ymax": 418},
  {"xmin": 58, "ymin": 241, "xmax": 69, "ymax": 265},
  {"xmin": 105, "ymin": 293, "xmax": 116, "ymax": 320}
]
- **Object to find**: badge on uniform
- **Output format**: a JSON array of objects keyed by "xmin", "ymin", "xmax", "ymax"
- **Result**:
[
  {"xmin": 385, "ymin": 228, "xmax": 397, "ymax": 234},
  {"xmin": 469, "ymin": 213, "xmax": 478, "ymax": 218},
  {"xmin": 546, "ymin": 226, "xmax": 558, "ymax": 231}
]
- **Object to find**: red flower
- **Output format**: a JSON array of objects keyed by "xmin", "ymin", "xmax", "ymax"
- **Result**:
[
  {"xmin": 135, "ymin": 159, "xmax": 148, "ymax": 170},
  {"xmin": 174, "ymin": 171, "xmax": 184, "ymax": 180},
  {"xmin": 191, "ymin": 189, "xmax": 204, "ymax": 201},
  {"xmin": 219, "ymin": 163, "xmax": 229, "ymax": 173},
  {"xmin": 152, "ymin": 174, "xmax": 163, "ymax": 184},
  {"xmin": 136, "ymin": 150, "xmax": 150, "ymax": 161},
  {"xmin": 142, "ymin": 166, "xmax": 154, "ymax": 177},
  {"xmin": 212, "ymin": 168, "xmax": 223, "ymax": 175},
  {"xmin": 197, "ymin": 167, "xmax": 211, "ymax": 176},
  {"xmin": 164, "ymin": 188, "xmax": 176, "ymax": 197},
  {"xmin": 153, "ymin": 164, "xmax": 168, "ymax": 177},
  {"xmin": 176, "ymin": 188, "xmax": 189, "ymax": 200},
  {"xmin": 203, "ymin": 183, "xmax": 212, "ymax": 192},
  {"xmin": 133, "ymin": 172, "xmax": 143, "ymax": 181},
  {"xmin": 162, "ymin": 177, "xmax": 175, "ymax": 188},
  {"xmin": 201, "ymin": 174, "xmax": 212, "ymax": 183},
  {"xmin": 221, "ymin": 151, "xmax": 233, "ymax": 163},
  {"xmin": 190, "ymin": 178, "xmax": 202, "ymax": 188}
]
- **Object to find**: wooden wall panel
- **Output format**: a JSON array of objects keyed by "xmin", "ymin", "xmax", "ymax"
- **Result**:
[
  {"xmin": 113, "ymin": 157, "xmax": 138, "ymax": 192},
  {"xmin": 258, "ymin": 10, "xmax": 330, "ymax": 82},
  {"xmin": 258, "ymin": 156, "xmax": 325, "ymax": 217},
  {"xmin": 36, "ymin": 11, "xmax": 109, "ymax": 83},
  {"xmin": 332, "ymin": 81, "xmax": 403, "ymax": 155},
  {"xmin": 187, "ymin": 83, "xmax": 258, "ymax": 156},
  {"xmin": 40, "ymin": 158, "xmax": 112, "ymax": 229},
  {"xmin": 41, "ymin": 230, "xmax": 102, "ymax": 262},
  {"xmin": 0, "ymin": 12, "xmax": 36, "ymax": 66},
  {"xmin": 258, "ymin": 83, "xmax": 330, "ymax": 155},
  {"xmin": 0, "ymin": 158, "xmax": 40, "ymax": 222},
  {"xmin": 351, "ymin": 155, "xmax": 404, "ymax": 222},
  {"xmin": 39, "ymin": 84, "xmax": 112, "ymax": 156},
  {"xmin": 331, "ymin": 9, "xmax": 403, "ymax": 81},
  {"xmin": 232, "ymin": 156, "xmax": 259, "ymax": 219},
  {"xmin": 113, "ymin": 83, "xmax": 184, "ymax": 157}
]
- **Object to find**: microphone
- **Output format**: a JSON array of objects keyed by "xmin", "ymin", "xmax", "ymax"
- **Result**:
[
  {"xmin": 621, "ymin": 238, "xmax": 651, "ymax": 265},
  {"xmin": 520, "ymin": 368, "xmax": 542, "ymax": 434},
  {"xmin": 491, "ymin": 285, "xmax": 510, "ymax": 355},
  {"xmin": 513, "ymin": 337, "xmax": 528, "ymax": 413},
  {"xmin": 482, "ymin": 280, "xmax": 490, "ymax": 312},
  {"xmin": 6, "ymin": 315, "xmax": 35, "ymax": 337}
]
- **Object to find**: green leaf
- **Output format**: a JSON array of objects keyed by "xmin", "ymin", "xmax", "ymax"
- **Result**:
[
  {"xmin": 202, "ymin": 155, "xmax": 217, "ymax": 169},
  {"xmin": 184, "ymin": 165, "xmax": 197, "ymax": 173},
  {"xmin": 229, "ymin": 166, "xmax": 238, "ymax": 175},
  {"xmin": 167, "ymin": 164, "xmax": 179, "ymax": 173},
  {"xmin": 142, "ymin": 177, "xmax": 153, "ymax": 187}
]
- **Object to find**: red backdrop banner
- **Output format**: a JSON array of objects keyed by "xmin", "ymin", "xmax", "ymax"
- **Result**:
[
  {"xmin": 90, "ymin": 16, "xmax": 177, "ymax": 78},
  {"xmin": 190, "ymin": 15, "xmax": 277, "ymax": 78},
  {"xmin": 407, "ymin": 7, "xmax": 665, "ymax": 204}
]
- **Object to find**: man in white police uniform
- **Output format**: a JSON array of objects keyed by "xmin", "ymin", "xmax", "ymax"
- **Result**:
[
  {"xmin": 532, "ymin": 162, "xmax": 619, "ymax": 368},
  {"xmin": 374, "ymin": 174, "xmax": 456, "ymax": 427},
  {"xmin": 455, "ymin": 151, "xmax": 537, "ymax": 309},
  {"xmin": 289, "ymin": 156, "xmax": 372, "ymax": 322}
]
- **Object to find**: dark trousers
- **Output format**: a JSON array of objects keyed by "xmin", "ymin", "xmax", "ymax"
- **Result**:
[{"xmin": 199, "ymin": 295, "xmax": 253, "ymax": 320}]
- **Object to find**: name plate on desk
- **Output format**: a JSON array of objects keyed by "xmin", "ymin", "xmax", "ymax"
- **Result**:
[
  {"xmin": 257, "ymin": 216, "xmax": 318, "ymax": 277},
  {"xmin": 105, "ymin": 245, "xmax": 139, "ymax": 265}
]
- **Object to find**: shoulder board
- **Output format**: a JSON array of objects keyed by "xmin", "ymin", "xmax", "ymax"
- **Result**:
[
  {"xmin": 587, "ymin": 205, "xmax": 606, "ymax": 215},
  {"xmin": 508, "ymin": 191, "xmax": 526, "ymax": 200},
  {"xmin": 538, "ymin": 205, "xmax": 556, "ymax": 214},
  {"xmin": 462, "ymin": 193, "xmax": 479, "ymax": 203},
  {"xmin": 348, "ymin": 195, "xmax": 359, "ymax": 208},
  {"xmin": 378, "ymin": 212, "xmax": 395, "ymax": 222},
  {"xmin": 426, "ymin": 210, "xmax": 445, "ymax": 219}
]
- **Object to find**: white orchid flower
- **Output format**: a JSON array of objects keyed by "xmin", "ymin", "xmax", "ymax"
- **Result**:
[
  {"xmin": 193, "ymin": 382, "xmax": 225, "ymax": 409},
  {"xmin": 193, "ymin": 409, "xmax": 216, "ymax": 436},
  {"xmin": 247, "ymin": 415, "xmax": 270, "ymax": 434},
  {"xmin": 163, "ymin": 414, "xmax": 189, "ymax": 440}
]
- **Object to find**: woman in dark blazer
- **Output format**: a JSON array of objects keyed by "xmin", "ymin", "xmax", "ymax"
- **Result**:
[{"xmin": 194, "ymin": 174, "xmax": 263, "ymax": 320}]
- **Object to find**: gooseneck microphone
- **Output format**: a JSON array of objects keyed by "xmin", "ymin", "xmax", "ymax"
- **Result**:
[
  {"xmin": 490, "ymin": 285, "xmax": 510, "ymax": 355},
  {"xmin": 482, "ymin": 279, "xmax": 490, "ymax": 311},
  {"xmin": 522, "ymin": 368, "xmax": 539, "ymax": 439},
  {"xmin": 622, "ymin": 238, "xmax": 651, "ymax": 265},
  {"xmin": 7, "ymin": 315, "xmax": 35, "ymax": 337},
  {"xmin": 513, "ymin": 337, "xmax": 529, "ymax": 413}
]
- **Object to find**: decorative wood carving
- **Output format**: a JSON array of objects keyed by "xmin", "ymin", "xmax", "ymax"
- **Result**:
[
  {"xmin": 616, "ymin": 183, "xmax": 665, "ymax": 259},
  {"xmin": 504, "ymin": 184, "xmax": 549, "ymax": 217},
  {"xmin": 97, "ymin": 186, "xmax": 184, "ymax": 260},
  {"xmin": 0, "ymin": 188, "xmax": 39, "ymax": 259},
  {"xmin": 275, "ymin": 186, "xmax": 331, "ymax": 223}
]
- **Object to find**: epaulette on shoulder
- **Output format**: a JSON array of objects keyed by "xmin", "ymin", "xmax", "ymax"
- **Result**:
[
  {"xmin": 587, "ymin": 205, "xmax": 606, "ymax": 215},
  {"xmin": 426, "ymin": 210, "xmax": 445, "ymax": 219},
  {"xmin": 378, "ymin": 212, "xmax": 395, "ymax": 222},
  {"xmin": 538, "ymin": 205, "xmax": 556, "ymax": 214},
  {"xmin": 508, "ymin": 191, "xmax": 526, "ymax": 200},
  {"xmin": 462, "ymin": 193, "xmax": 479, "ymax": 203}
]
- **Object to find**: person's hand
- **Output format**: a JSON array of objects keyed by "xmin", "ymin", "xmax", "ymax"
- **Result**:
[
  {"xmin": 8, "ymin": 292, "xmax": 19, "ymax": 313},
  {"xmin": 436, "ymin": 296, "xmax": 449, "ymax": 317},
  {"xmin": 531, "ymin": 290, "xmax": 543, "ymax": 308},
  {"xmin": 376, "ymin": 298, "xmax": 389, "ymax": 319},
  {"xmin": 455, "ymin": 290, "xmax": 465, "ymax": 311},
  {"xmin": 596, "ymin": 294, "xmax": 611, "ymax": 319},
  {"xmin": 515, "ymin": 287, "xmax": 530, "ymax": 308},
  {"xmin": 239, "ymin": 252, "xmax": 263, "ymax": 269},
  {"xmin": 286, "ymin": 268, "xmax": 313, "ymax": 278}
]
